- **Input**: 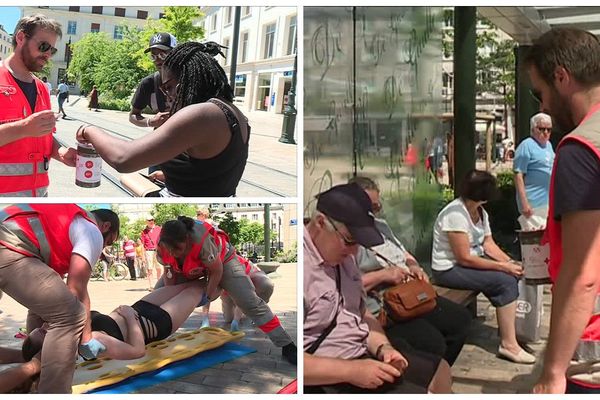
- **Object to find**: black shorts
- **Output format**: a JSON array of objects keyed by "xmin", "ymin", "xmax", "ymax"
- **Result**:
[
  {"xmin": 132, "ymin": 300, "xmax": 173, "ymax": 344},
  {"xmin": 90, "ymin": 310, "xmax": 124, "ymax": 341}
]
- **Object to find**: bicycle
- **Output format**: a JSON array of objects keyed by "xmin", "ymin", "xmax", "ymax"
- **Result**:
[{"xmin": 92, "ymin": 257, "xmax": 129, "ymax": 281}]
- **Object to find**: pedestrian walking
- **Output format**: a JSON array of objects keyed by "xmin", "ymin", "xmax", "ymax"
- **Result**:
[
  {"xmin": 88, "ymin": 85, "xmax": 99, "ymax": 112},
  {"xmin": 140, "ymin": 215, "xmax": 162, "ymax": 290},
  {"xmin": 122, "ymin": 235, "xmax": 136, "ymax": 281},
  {"xmin": 56, "ymin": 79, "xmax": 69, "ymax": 119},
  {"xmin": 0, "ymin": 14, "xmax": 76, "ymax": 197},
  {"xmin": 135, "ymin": 238, "xmax": 146, "ymax": 278},
  {"xmin": 0, "ymin": 204, "xmax": 119, "ymax": 393}
]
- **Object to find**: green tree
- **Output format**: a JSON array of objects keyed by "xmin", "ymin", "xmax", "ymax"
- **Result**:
[
  {"xmin": 238, "ymin": 219, "xmax": 265, "ymax": 246},
  {"xmin": 159, "ymin": 6, "xmax": 205, "ymax": 43},
  {"xmin": 214, "ymin": 212, "xmax": 240, "ymax": 246},
  {"xmin": 151, "ymin": 204, "xmax": 197, "ymax": 226},
  {"xmin": 68, "ymin": 32, "xmax": 112, "ymax": 93},
  {"xmin": 92, "ymin": 25, "xmax": 147, "ymax": 99}
]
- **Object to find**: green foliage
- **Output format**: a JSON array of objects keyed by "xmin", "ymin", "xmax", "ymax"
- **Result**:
[
  {"xmin": 275, "ymin": 241, "xmax": 298, "ymax": 263},
  {"xmin": 485, "ymin": 170, "xmax": 520, "ymax": 256},
  {"xmin": 160, "ymin": 6, "xmax": 205, "ymax": 43},
  {"xmin": 97, "ymin": 96, "xmax": 131, "ymax": 111},
  {"xmin": 238, "ymin": 219, "xmax": 265, "ymax": 247},
  {"xmin": 68, "ymin": 32, "xmax": 112, "ymax": 93},
  {"xmin": 151, "ymin": 204, "xmax": 197, "ymax": 226},
  {"xmin": 214, "ymin": 212, "xmax": 241, "ymax": 246}
]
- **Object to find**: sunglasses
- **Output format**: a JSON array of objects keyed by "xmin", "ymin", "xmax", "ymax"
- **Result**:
[
  {"xmin": 159, "ymin": 78, "xmax": 179, "ymax": 98},
  {"xmin": 27, "ymin": 36, "xmax": 58, "ymax": 56},
  {"xmin": 537, "ymin": 127, "xmax": 552, "ymax": 133},
  {"xmin": 530, "ymin": 89, "xmax": 542, "ymax": 104},
  {"xmin": 150, "ymin": 52, "xmax": 168, "ymax": 61},
  {"xmin": 325, "ymin": 215, "xmax": 357, "ymax": 247}
]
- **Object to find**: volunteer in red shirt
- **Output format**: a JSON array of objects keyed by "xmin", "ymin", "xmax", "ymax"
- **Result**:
[
  {"xmin": 526, "ymin": 27, "xmax": 600, "ymax": 394},
  {"xmin": 0, "ymin": 15, "xmax": 77, "ymax": 197}
]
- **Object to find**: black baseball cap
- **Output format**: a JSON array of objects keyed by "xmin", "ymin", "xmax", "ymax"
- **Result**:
[
  {"xmin": 144, "ymin": 32, "xmax": 177, "ymax": 53},
  {"xmin": 316, "ymin": 183, "xmax": 383, "ymax": 248}
]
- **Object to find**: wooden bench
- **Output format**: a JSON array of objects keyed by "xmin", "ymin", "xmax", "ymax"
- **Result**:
[{"xmin": 433, "ymin": 285, "xmax": 479, "ymax": 317}]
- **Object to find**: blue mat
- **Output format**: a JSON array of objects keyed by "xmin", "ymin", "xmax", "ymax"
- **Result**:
[{"xmin": 89, "ymin": 342, "xmax": 256, "ymax": 394}]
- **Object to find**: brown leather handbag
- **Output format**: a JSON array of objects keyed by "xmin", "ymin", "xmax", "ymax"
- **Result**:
[{"xmin": 382, "ymin": 275, "xmax": 437, "ymax": 321}]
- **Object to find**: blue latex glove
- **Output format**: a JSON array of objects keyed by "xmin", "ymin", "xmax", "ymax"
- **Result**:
[
  {"xmin": 196, "ymin": 292, "xmax": 209, "ymax": 307},
  {"xmin": 230, "ymin": 319, "xmax": 240, "ymax": 332},
  {"xmin": 201, "ymin": 316, "xmax": 210, "ymax": 329},
  {"xmin": 78, "ymin": 338, "xmax": 106, "ymax": 360}
]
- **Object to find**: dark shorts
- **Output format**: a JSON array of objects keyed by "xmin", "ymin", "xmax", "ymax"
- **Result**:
[
  {"xmin": 304, "ymin": 347, "xmax": 439, "ymax": 394},
  {"xmin": 90, "ymin": 310, "xmax": 124, "ymax": 341},
  {"xmin": 433, "ymin": 265, "xmax": 519, "ymax": 307},
  {"xmin": 132, "ymin": 300, "xmax": 172, "ymax": 344}
]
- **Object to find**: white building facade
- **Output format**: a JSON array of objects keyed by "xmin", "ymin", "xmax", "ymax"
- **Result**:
[
  {"xmin": 21, "ymin": 6, "xmax": 163, "ymax": 91},
  {"xmin": 200, "ymin": 6, "xmax": 297, "ymax": 114},
  {"xmin": 0, "ymin": 24, "xmax": 12, "ymax": 61}
]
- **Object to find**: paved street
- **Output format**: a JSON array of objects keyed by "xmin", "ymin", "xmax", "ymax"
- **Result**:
[
  {"xmin": 46, "ymin": 95, "xmax": 298, "ymax": 198},
  {"xmin": 0, "ymin": 263, "xmax": 297, "ymax": 394}
]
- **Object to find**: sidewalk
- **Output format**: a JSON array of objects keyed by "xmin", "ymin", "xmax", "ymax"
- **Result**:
[
  {"xmin": 0, "ymin": 263, "xmax": 297, "ymax": 394},
  {"xmin": 46, "ymin": 96, "xmax": 298, "ymax": 197}
]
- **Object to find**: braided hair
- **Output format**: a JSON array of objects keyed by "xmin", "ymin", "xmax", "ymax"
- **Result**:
[{"xmin": 163, "ymin": 41, "xmax": 234, "ymax": 114}]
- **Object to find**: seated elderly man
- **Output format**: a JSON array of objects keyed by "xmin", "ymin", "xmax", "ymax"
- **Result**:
[
  {"xmin": 350, "ymin": 176, "xmax": 472, "ymax": 365},
  {"xmin": 304, "ymin": 183, "xmax": 452, "ymax": 394}
]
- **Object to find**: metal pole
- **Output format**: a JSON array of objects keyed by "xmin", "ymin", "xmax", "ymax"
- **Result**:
[
  {"xmin": 277, "ymin": 216, "xmax": 281, "ymax": 251},
  {"xmin": 453, "ymin": 7, "xmax": 477, "ymax": 193},
  {"xmin": 263, "ymin": 204, "xmax": 271, "ymax": 262},
  {"xmin": 229, "ymin": 7, "xmax": 241, "ymax": 93},
  {"xmin": 279, "ymin": 50, "xmax": 297, "ymax": 144},
  {"xmin": 66, "ymin": 36, "xmax": 72, "ymax": 82}
]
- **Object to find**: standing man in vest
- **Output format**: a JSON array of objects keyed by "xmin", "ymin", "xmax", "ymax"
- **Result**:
[
  {"xmin": 141, "ymin": 215, "xmax": 162, "ymax": 290},
  {"xmin": 129, "ymin": 32, "xmax": 176, "ymax": 180},
  {"xmin": 526, "ymin": 27, "xmax": 600, "ymax": 394},
  {"xmin": 0, "ymin": 15, "xmax": 77, "ymax": 197},
  {"xmin": 0, "ymin": 204, "xmax": 120, "ymax": 393}
]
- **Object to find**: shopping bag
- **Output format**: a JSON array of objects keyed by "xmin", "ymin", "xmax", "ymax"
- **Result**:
[{"xmin": 515, "ymin": 279, "xmax": 544, "ymax": 343}]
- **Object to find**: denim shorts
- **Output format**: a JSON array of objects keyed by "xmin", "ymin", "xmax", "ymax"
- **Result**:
[{"xmin": 432, "ymin": 265, "xmax": 519, "ymax": 307}]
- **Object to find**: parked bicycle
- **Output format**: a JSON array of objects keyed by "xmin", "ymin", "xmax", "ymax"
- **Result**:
[{"xmin": 92, "ymin": 257, "xmax": 128, "ymax": 281}]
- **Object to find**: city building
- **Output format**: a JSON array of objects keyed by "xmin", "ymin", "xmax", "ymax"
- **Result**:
[
  {"xmin": 0, "ymin": 24, "xmax": 12, "ymax": 61},
  {"xmin": 20, "ymin": 6, "xmax": 163, "ymax": 90},
  {"xmin": 210, "ymin": 203, "xmax": 297, "ymax": 253},
  {"xmin": 199, "ymin": 6, "xmax": 297, "ymax": 114}
]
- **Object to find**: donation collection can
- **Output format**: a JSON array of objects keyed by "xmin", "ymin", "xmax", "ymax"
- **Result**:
[
  {"xmin": 518, "ymin": 229, "xmax": 551, "ymax": 285},
  {"xmin": 76, "ymin": 142, "xmax": 102, "ymax": 188}
]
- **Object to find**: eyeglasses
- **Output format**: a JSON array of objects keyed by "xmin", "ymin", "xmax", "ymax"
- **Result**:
[
  {"xmin": 325, "ymin": 215, "xmax": 357, "ymax": 247},
  {"xmin": 27, "ymin": 36, "xmax": 57, "ymax": 56},
  {"xmin": 159, "ymin": 78, "xmax": 179, "ymax": 98},
  {"xmin": 150, "ymin": 52, "xmax": 168, "ymax": 61},
  {"xmin": 537, "ymin": 127, "xmax": 552, "ymax": 133},
  {"xmin": 530, "ymin": 89, "xmax": 542, "ymax": 104}
]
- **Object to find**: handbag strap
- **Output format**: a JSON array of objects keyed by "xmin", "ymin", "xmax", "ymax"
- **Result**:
[
  {"xmin": 306, "ymin": 267, "xmax": 341, "ymax": 355},
  {"xmin": 368, "ymin": 247, "xmax": 417, "ymax": 280}
]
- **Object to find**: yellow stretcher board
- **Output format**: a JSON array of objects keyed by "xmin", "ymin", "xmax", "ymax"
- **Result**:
[{"xmin": 72, "ymin": 327, "xmax": 245, "ymax": 394}]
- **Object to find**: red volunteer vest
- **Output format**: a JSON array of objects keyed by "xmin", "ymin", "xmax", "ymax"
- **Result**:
[
  {"xmin": 0, "ymin": 204, "xmax": 97, "ymax": 275},
  {"xmin": 158, "ymin": 221, "xmax": 235, "ymax": 280},
  {"xmin": 543, "ymin": 106, "xmax": 600, "ymax": 383},
  {"xmin": 0, "ymin": 64, "xmax": 54, "ymax": 196}
]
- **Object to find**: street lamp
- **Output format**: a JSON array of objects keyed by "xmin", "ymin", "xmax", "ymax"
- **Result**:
[
  {"xmin": 279, "ymin": 46, "xmax": 297, "ymax": 144},
  {"xmin": 277, "ymin": 216, "xmax": 281, "ymax": 251}
]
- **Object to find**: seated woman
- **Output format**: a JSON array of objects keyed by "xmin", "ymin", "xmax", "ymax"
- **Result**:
[
  {"xmin": 431, "ymin": 169, "xmax": 535, "ymax": 364},
  {"xmin": 350, "ymin": 176, "xmax": 472, "ymax": 366},
  {"xmin": 23, "ymin": 280, "xmax": 207, "ymax": 363},
  {"xmin": 77, "ymin": 41, "xmax": 250, "ymax": 197}
]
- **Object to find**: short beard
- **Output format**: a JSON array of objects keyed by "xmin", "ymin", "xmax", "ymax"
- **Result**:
[
  {"xmin": 550, "ymin": 85, "xmax": 576, "ymax": 133},
  {"xmin": 20, "ymin": 43, "xmax": 45, "ymax": 73}
]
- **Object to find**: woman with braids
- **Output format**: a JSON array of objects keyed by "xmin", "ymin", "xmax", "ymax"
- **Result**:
[
  {"xmin": 76, "ymin": 42, "xmax": 250, "ymax": 197},
  {"xmin": 156, "ymin": 216, "xmax": 298, "ymax": 365}
]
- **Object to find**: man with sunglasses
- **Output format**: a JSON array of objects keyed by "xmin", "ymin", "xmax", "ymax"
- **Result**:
[
  {"xmin": 525, "ymin": 28, "xmax": 600, "ymax": 394},
  {"xmin": 0, "ymin": 205, "xmax": 120, "ymax": 393},
  {"xmin": 0, "ymin": 15, "xmax": 77, "ymax": 197},
  {"xmin": 513, "ymin": 112, "xmax": 555, "ymax": 228},
  {"xmin": 304, "ymin": 183, "xmax": 452, "ymax": 393},
  {"xmin": 129, "ymin": 32, "xmax": 177, "ymax": 180}
]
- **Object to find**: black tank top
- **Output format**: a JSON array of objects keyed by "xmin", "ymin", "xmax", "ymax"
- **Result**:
[{"xmin": 160, "ymin": 98, "xmax": 250, "ymax": 196}]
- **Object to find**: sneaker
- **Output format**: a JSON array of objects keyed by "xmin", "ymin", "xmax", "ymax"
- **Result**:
[{"xmin": 282, "ymin": 343, "xmax": 297, "ymax": 365}]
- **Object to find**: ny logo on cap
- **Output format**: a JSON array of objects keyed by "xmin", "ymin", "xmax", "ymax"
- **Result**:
[{"xmin": 152, "ymin": 33, "xmax": 163, "ymax": 44}]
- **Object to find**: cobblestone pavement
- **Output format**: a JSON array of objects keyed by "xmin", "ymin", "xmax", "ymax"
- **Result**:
[
  {"xmin": 451, "ymin": 286, "xmax": 551, "ymax": 393},
  {"xmin": 0, "ymin": 263, "xmax": 298, "ymax": 394}
]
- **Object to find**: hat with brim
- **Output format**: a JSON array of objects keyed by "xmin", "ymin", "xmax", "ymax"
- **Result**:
[
  {"xmin": 144, "ymin": 32, "xmax": 177, "ymax": 53},
  {"xmin": 316, "ymin": 183, "xmax": 383, "ymax": 248}
]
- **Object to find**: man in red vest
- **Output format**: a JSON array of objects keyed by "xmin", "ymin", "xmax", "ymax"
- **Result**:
[
  {"xmin": 0, "ymin": 15, "xmax": 77, "ymax": 197},
  {"xmin": 526, "ymin": 28, "xmax": 600, "ymax": 394},
  {"xmin": 0, "ymin": 204, "xmax": 120, "ymax": 393}
]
